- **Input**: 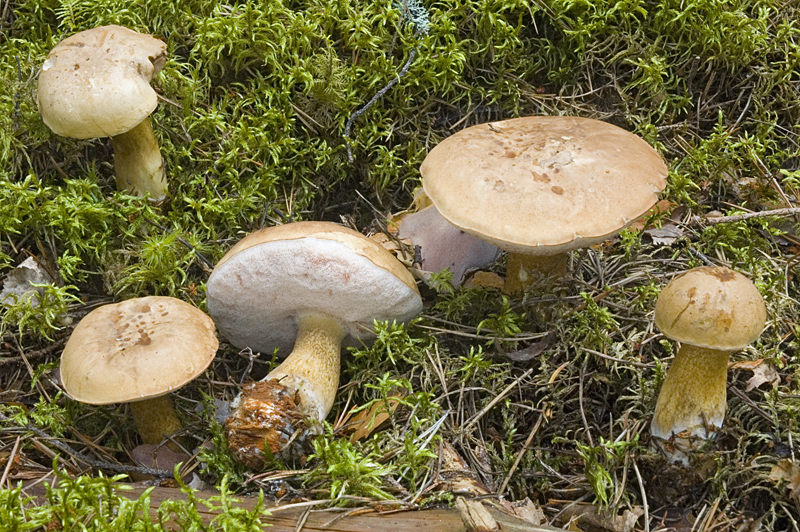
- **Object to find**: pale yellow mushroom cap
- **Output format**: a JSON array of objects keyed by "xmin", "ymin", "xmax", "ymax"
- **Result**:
[
  {"xmin": 421, "ymin": 116, "xmax": 668, "ymax": 254},
  {"xmin": 37, "ymin": 25, "xmax": 167, "ymax": 139},
  {"xmin": 654, "ymin": 266, "xmax": 766, "ymax": 351},
  {"xmin": 60, "ymin": 296, "xmax": 218, "ymax": 404}
]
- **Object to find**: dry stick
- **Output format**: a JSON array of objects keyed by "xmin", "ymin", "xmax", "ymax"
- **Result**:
[
  {"xmin": 0, "ymin": 435, "xmax": 21, "ymax": 487},
  {"xmin": 631, "ymin": 458, "xmax": 649, "ymax": 532},
  {"xmin": 691, "ymin": 207, "xmax": 800, "ymax": 226},
  {"xmin": 0, "ymin": 413, "xmax": 172, "ymax": 478},
  {"xmin": 578, "ymin": 368, "xmax": 594, "ymax": 448},
  {"xmin": 497, "ymin": 412, "xmax": 543, "ymax": 496}
]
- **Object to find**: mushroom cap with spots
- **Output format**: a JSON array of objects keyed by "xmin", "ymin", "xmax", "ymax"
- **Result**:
[
  {"xmin": 420, "ymin": 116, "xmax": 669, "ymax": 254},
  {"xmin": 60, "ymin": 296, "xmax": 218, "ymax": 404},
  {"xmin": 37, "ymin": 25, "xmax": 167, "ymax": 139},
  {"xmin": 654, "ymin": 266, "xmax": 767, "ymax": 351},
  {"xmin": 206, "ymin": 221, "xmax": 423, "ymax": 355}
]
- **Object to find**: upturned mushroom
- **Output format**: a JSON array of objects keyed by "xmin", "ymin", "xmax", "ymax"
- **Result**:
[
  {"xmin": 60, "ymin": 296, "xmax": 218, "ymax": 446},
  {"xmin": 206, "ymin": 221, "xmax": 423, "ymax": 468},
  {"xmin": 651, "ymin": 266, "xmax": 766, "ymax": 464},
  {"xmin": 37, "ymin": 25, "xmax": 168, "ymax": 200},
  {"xmin": 420, "ymin": 116, "xmax": 668, "ymax": 293}
]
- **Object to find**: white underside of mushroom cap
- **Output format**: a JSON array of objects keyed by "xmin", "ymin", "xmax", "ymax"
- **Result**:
[{"xmin": 207, "ymin": 237, "xmax": 423, "ymax": 355}]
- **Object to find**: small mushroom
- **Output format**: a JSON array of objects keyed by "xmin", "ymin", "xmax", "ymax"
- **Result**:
[
  {"xmin": 651, "ymin": 266, "xmax": 766, "ymax": 464},
  {"xmin": 37, "ymin": 25, "xmax": 168, "ymax": 200},
  {"xmin": 420, "ymin": 116, "xmax": 668, "ymax": 293},
  {"xmin": 206, "ymin": 221, "xmax": 423, "ymax": 468},
  {"xmin": 60, "ymin": 296, "xmax": 218, "ymax": 446}
]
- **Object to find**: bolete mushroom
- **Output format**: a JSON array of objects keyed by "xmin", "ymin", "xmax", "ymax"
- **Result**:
[
  {"xmin": 206, "ymin": 221, "xmax": 423, "ymax": 468},
  {"xmin": 420, "ymin": 116, "xmax": 668, "ymax": 293},
  {"xmin": 60, "ymin": 296, "xmax": 218, "ymax": 446},
  {"xmin": 37, "ymin": 25, "xmax": 168, "ymax": 200},
  {"xmin": 651, "ymin": 266, "xmax": 766, "ymax": 464}
]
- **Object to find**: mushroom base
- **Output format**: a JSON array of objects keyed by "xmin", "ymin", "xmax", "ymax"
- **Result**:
[
  {"xmin": 225, "ymin": 379, "xmax": 312, "ymax": 468},
  {"xmin": 504, "ymin": 252, "xmax": 568, "ymax": 294},
  {"xmin": 651, "ymin": 344, "xmax": 730, "ymax": 465}
]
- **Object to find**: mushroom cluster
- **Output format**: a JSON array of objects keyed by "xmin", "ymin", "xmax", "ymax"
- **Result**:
[
  {"xmin": 38, "ymin": 25, "xmax": 169, "ymax": 200},
  {"xmin": 206, "ymin": 221, "xmax": 423, "ymax": 468}
]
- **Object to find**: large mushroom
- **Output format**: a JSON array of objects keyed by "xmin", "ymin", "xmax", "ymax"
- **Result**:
[
  {"xmin": 37, "ymin": 25, "xmax": 168, "ymax": 200},
  {"xmin": 60, "ymin": 296, "xmax": 218, "ymax": 446},
  {"xmin": 206, "ymin": 221, "xmax": 423, "ymax": 468},
  {"xmin": 420, "ymin": 116, "xmax": 668, "ymax": 293},
  {"xmin": 651, "ymin": 266, "xmax": 766, "ymax": 464}
]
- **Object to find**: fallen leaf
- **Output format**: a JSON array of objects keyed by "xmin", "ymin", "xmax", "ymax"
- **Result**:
[
  {"xmin": 463, "ymin": 271, "xmax": 505, "ymax": 290},
  {"xmin": 730, "ymin": 359, "xmax": 780, "ymax": 391},
  {"xmin": 644, "ymin": 224, "xmax": 683, "ymax": 245},
  {"xmin": 559, "ymin": 503, "xmax": 644, "ymax": 532},
  {"xmin": 504, "ymin": 331, "xmax": 556, "ymax": 362},
  {"xmin": 769, "ymin": 459, "xmax": 800, "ymax": 501},
  {"xmin": 343, "ymin": 395, "xmax": 404, "ymax": 442},
  {"xmin": 497, "ymin": 497, "xmax": 544, "ymax": 525}
]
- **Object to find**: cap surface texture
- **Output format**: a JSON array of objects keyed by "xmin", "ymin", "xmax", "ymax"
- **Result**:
[
  {"xmin": 37, "ymin": 25, "xmax": 166, "ymax": 139},
  {"xmin": 207, "ymin": 222, "xmax": 422, "ymax": 354},
  {"xmin": 61, "ymin": 296, "xmax": 218, "ymax": 404},
  {"xmin": 654, "ymin": 266, "xmax": 766, "ymax": 351},
  {"xmin": 420, "ymin": 116, "xmax": 668, "ymax": 253}
]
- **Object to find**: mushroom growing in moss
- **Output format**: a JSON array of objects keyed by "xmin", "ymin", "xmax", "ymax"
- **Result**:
[
  {"xmin": 420, "ymin": 116, "xmax": 668, "ymax": 293},
  {"xmin": 37, "ymin": 25, "xmax": 169, "ymax": 200},
  {"xmin": 60, "ymin": 296, "xmax": 218, "ymax": 447},
  {"xmin": 206, "ymin": 221, "xmax": 423, "ymax": 468},
  {"xmin": 651, "ymin": 266, "xmax": 766, "ymax": 464}
]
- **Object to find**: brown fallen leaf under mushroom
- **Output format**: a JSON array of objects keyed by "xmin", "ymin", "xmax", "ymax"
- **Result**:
[{"xmin": 206, "ymin": 221, "xmax": 423, "ymax": 468}]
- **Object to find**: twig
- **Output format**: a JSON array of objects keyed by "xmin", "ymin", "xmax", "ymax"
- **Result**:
[
  {"xmin": 691, "ymin": 207, "xmax": 800, "ymax": 226},
  {"xmin": 0, "ymin": 435, "xmax": 21, "ymax": 487},
  {"xmin": 632, "ymin": 458, "xmax": 649, "ymax": 532},
  {"xmin": 498, "ymin": 412, "xmax": 543, "ymax": 495}
]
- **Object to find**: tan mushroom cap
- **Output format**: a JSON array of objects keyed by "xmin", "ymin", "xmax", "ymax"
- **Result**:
[
  {"xmin": 654, "ymin": 266, "xmax": 766, "ymax": 351},
  {"xmin": 207, "ymin": 221, "xmax": 422, "ymax": 355},
  {"xmin": 60, "ymin": 296, "xmax": 218, "ymax": 404},
  {"xmin": 37, "ymin": 25, "xmax": 167, "ymax": 139},
  {"xmin": 420, "ymin": 116, "xmax": 669, "ymax": 254}
]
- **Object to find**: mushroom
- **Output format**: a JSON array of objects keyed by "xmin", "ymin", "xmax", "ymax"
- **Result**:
[
  {"xmin": 419, "ymin": 116, "xmax": 668, "ymax": 293},
  {"xmin": 37, "ymin": 25, "xmax": 168, "ymax": 200},
  {"xmin": 206, "ymin": 221, "xmax": 423, "ymax": 468},
  {"xmin": 651, "ymin": 266, "xmax": 766, "ymax": 464},
  {"xmin": 60, "ymin": 296, "xmax": 218, "ymax": 446}
]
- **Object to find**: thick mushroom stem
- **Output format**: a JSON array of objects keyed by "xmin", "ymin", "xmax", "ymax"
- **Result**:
[
  {"xmin": 504, "ymin": 252, "xmax": 569, "ymax": 294},
  {"xmin": 110, "ymin": 118, "xmax": 167, "ymax": 201},
  {"xmin": 225, "ymin": 314, "xmax": 346, "ymax": 468},
  {"xmin": 128, "ymin": 395, "xmax": 183, "ymax": 447},
  {"xmin": 651, "ymin": 344, "xmax": 730, "ymax": 463}
]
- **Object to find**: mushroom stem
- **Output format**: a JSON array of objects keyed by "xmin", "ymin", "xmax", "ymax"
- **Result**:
[
  {"xmin": 266, "ymin": 314, "xmax": 346, "ymax": 418},
  {"xmin": 504, "ymin": 252, "xmax": 568, "ymax": 294},
  {"xmin": 651, "ymin": 344, "xmax": 730, "ymax": 460},
  {"xmin": 110, "ymin": 118, "xmax": 167, "ymax": 201},
  {"xmin": 129, "ymin": 395, "xmax": 183, "ymax": 447},
  {"xmin": 225, "ymin": 314, "xmax": 346, "ymax": 467}
]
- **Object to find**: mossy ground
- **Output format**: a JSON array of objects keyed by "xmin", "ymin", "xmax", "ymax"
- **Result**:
[{"xmin": 2, "ymin": 0, "xmax": 800, "ymax": 529}]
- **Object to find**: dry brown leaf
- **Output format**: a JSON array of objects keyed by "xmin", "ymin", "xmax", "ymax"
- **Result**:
[
  {"xmin": 730, "ymin": 359, "xmax": 780, "ymax": 391},
  {"xmin": 644, "ymin": 224, "xmax": 683, "ymax": 245},
  {"xmin": 559, "ymin": 503, "xmax": 643, "ymax": 532},
  {"xmin": 463, "ymin": 271, "xmax": 505, "ymax": 290},
  {"xmin": 497, "ymin": 497, "xmax": 545, "ymax": 525},
  {"xmin": 343, "ymin": 395, "xmax": 403, "ymax": 442}
]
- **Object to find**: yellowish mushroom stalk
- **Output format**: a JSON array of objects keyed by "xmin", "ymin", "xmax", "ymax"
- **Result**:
[
  {"xmin": 504, "ymin": 252, "xmax": 569, "ymax": 294},
  {"xmin": 111, "ymin": 118, "xmax": 167, "ymax": 199},
  {"xmin": 129, "ymin": 395, "xmax": 184, "ymax": 448}
]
